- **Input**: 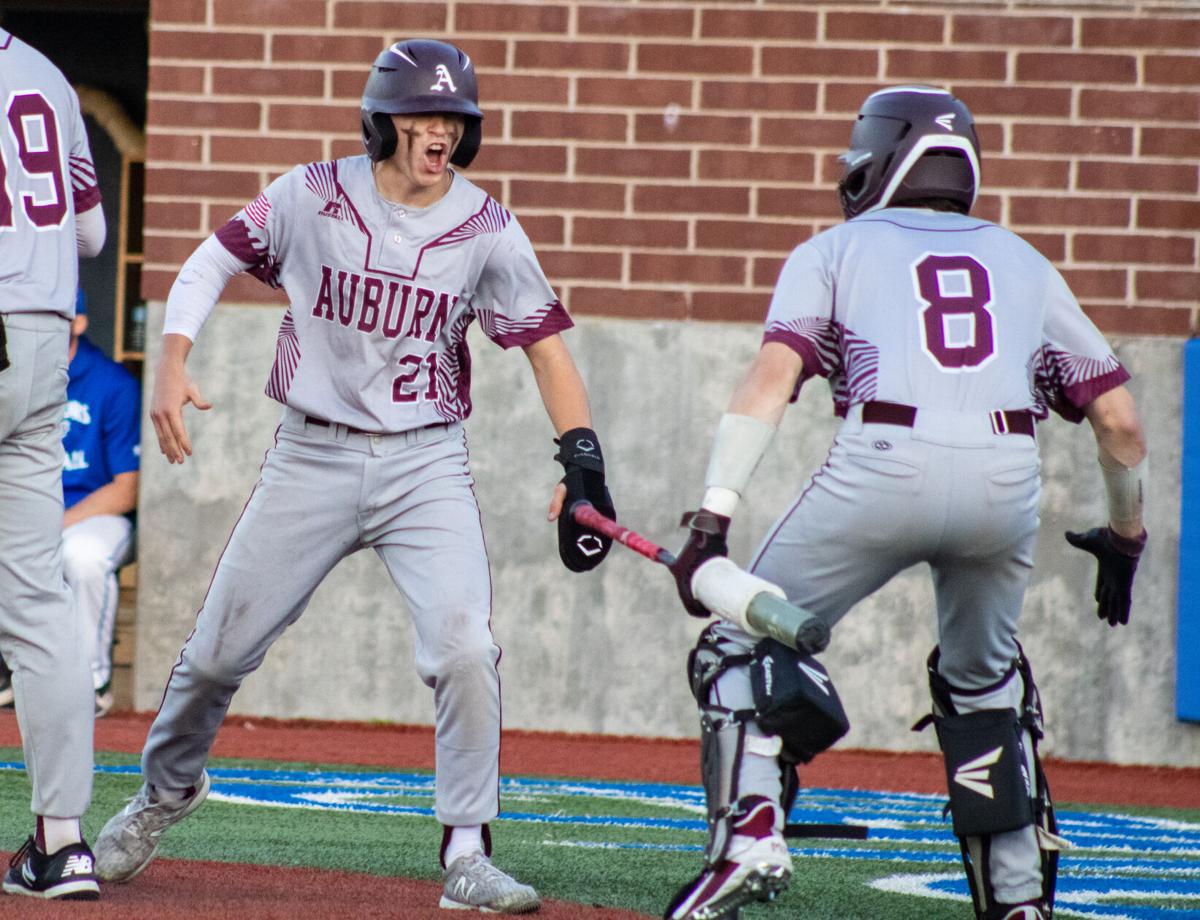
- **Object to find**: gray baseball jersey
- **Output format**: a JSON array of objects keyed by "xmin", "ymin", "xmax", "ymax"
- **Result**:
[
  {"xmin": 214, "ymin": 156, "xmax": 571, "ymax": 431},
  {"xmin": 143, "ymin": 158, "xmax": 571, "ymax": 829},
  {"xmin": 0, "ymin": 29, "xmax": 100, "ymax": 316},
  {"xmin": 719, "ymin": 207, "xmax": 1128, "ymax": 906},
  {"xmin": 762, "ymin": 207, "xmax": 1126, "ymax": 421},
  {"xmin": 0, "ymin": 28, "xmax": 101, "ymax": 822}
]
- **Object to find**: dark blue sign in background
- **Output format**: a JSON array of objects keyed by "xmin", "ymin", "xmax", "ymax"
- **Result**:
[{"xmin": 1180, "ymin": 338, "xmax": 1200, "ymax": 723}]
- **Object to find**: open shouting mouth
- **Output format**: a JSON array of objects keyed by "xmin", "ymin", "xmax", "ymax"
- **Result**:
[{"xmin": 423, "ymin": 141, "xmax": 449, "ymax": 174}]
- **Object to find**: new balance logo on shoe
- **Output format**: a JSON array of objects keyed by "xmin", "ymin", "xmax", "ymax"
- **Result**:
[
  {"xmin": 452, "ymin": 875, "xmax": 477, "ymax": 902},
  {"xmin": 439, "ymin": 851, "xmax": 540, "ymax": 913},
  {"xmin": 3, "ymin": 837, "xmax": 100, "ymax": 901},
  {"xmin": 954, "ymin": 746, "xmax": 1004, "ymax": 799},
  {"xmin": 62, "ymin": 854, "xmax": 94, "ymax": 876}
]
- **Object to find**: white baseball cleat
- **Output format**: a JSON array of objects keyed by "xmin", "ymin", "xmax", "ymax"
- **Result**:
[
  {"xmin": 94, "ymin": 769, "xmax": 211, "ymax": 882},
  {"xmin": 439, "ymin": 851, "xmax": 540, "ymax": 913},
  {"xmin": 664, "ymin": 796, "xmax": 793, "ymax": 920}
]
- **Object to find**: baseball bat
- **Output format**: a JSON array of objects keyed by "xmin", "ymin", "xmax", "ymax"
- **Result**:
[{"xmin": 571, "ymin": 502, "xmax": 830, "ymax": 655}]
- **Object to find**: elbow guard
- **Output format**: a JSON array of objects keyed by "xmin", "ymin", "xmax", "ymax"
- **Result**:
[{"xmin": 700, "ymin": 414, "xmax": 776, "ymax": 517}]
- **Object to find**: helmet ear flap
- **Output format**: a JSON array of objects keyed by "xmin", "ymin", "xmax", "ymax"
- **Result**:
[
  {"xmin": 450, "ymin": 117, "xmax": 482, "ymax": 168},
  {"xmin": 363, "ymin": 112, "xmax": 398, "ymax": 162},
  {"xmin": 837, "ymin": 165, "xmax": 868, "ymax": 218}
]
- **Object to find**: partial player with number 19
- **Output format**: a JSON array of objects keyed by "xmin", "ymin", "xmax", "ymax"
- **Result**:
[{"xmin": 0, "ymin": 25, "xmax": 106, "ymax": 901}]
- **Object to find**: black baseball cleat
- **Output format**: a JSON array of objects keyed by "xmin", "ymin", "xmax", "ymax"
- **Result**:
[{"xmin": 3, "ymin": 836, "xmax": 100, "ymax": 900}]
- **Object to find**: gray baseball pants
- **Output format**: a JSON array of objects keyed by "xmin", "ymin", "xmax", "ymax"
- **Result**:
[
  {"xmin": 713, "ymin": 404, "xmax": 1044, "ymax": 904},
  {"xmin": 0, "ymin": 311, "xmax": 95, "ymax": 819},
  {"xmin": 143, "ymin": 408, "xmax": 501, "ymax": 826}
]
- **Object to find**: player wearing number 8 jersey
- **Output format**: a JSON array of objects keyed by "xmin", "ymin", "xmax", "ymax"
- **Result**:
[
  {"xmin": 666, "ymin": 86, "xmax": 1147, "ymax": 920},
  {"xmin": 93, "ymin": 39, "xmax": 615, "ymax": 912},
  {"xmin": 0, "ymin": 27, "xmax": 105, "ymax": 900}
]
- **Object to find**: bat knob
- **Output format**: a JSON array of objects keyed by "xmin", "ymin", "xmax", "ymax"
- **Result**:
[{"xmin": 793, "ymin": 616, "xmax": 831, "ymax": 655}]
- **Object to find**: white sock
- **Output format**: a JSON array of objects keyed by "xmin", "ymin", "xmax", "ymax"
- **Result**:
[
  {"xmin": 444, "ymin": 825, "xmax": 484, "ymax": 866},
  {"xmin": 39, "ymin": 817, "xmax": 82, "ymax": 854}
]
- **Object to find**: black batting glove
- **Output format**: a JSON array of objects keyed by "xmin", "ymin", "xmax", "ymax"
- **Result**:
[
  {"xmin": 670, "ymin": 509, "xmax": 730, "ymax": 618},
  {"xmin": 1064, "ymin": 525, "xmax": 1148, "ymax": 627},
  {"xmin": 554, "ymin": 427, "xmax": 614, "ymax": 572}
]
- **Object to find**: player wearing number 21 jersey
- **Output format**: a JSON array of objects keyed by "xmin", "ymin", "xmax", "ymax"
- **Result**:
[
  {"xmin": 94, "ymin": 39, "xmax": 615, "ymax": 914},
  {"xmin": 171, "ymin": 152, "xmax": 566, "ymax": 433}
]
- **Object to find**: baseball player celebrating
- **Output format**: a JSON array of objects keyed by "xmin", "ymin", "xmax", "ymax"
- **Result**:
[
  {"xmin": 665, "ymin": 85, "xmax": 1147, "ymax": 920},
  {"xmin": 0, "ymin": 27, "xmax": 106, "ymax": 900},
  {"xmin": 93, "ymin": 39, "xmax": 614, "ymax": 913}
]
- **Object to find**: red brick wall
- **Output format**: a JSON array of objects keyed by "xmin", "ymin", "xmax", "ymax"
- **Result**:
[{"xmin": 145, "ymin": 0, "xmax": 1200, "ymax": 336}]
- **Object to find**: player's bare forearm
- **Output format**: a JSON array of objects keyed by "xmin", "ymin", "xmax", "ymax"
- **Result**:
[
  {"xmin": 522, "ymin": 334, "xmax": 593, "ymax": 435},
  {"xmin": 63, "ymin": 472, "xmax": 138, "ymax": 528},
  {"xmin": 1085, "ymin": 386, "xmax": 1147, "ymax": 470},
  {"xmin": 727, "ymin": 341, "xmax": 805, "ymax": 426},
  {"xmin": 151, "ymin": 333, "xmax": 212, "ymax": 465}
]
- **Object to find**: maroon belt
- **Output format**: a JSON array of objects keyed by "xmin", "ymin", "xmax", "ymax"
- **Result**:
[{"xmin": 861, "ymin": 401, "xmax": 1035, "ymax": 438}]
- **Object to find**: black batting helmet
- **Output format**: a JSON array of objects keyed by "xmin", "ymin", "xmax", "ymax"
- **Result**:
[
  {"xmin": 361, "ymin": 39, "xmax": 483, "ymax": 167},
  {"xmin": 837, "ymin": 85, "xmax": 980, "ymax": 220}
]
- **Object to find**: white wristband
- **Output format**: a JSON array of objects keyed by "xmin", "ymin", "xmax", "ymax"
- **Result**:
[
  {"xmin": 701, "ymin": 486, "xmax": 739, "ymax": 517},
  {"xmin": 1100, "ymin": 454, "xmax": 1147, "ymax": 527}
]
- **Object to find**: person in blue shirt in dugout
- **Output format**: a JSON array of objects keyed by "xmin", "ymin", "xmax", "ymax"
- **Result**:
[
  {"xmin": 61, "ymin": 287, "xmax": 141, "ymax": 716},
  {"xmin": 0, "ymin": 288, "xmax": 141, "ymax": 717}
]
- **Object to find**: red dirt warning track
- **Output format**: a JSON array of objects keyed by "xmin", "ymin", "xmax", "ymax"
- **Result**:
[{"xmin": 0, "ymin": 711, "xmax": 1196, "ymax": 919}]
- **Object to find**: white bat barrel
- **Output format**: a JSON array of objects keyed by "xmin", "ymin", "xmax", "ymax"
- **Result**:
[{"xmin": 690, "ymin": 557, "xmax": 830, "ymax": 654}]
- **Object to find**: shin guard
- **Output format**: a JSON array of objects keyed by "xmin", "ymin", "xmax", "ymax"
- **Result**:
[
  {"xmin": 915, "ymin": 645, "xmax": 1063, "ymax": 919},
  {"xmin": 689, "ymin": 627, "xmax": 794, "ymax": 865}
]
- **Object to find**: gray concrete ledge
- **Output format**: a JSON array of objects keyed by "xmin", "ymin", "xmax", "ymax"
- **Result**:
[{"xmin": 134, "ymin": 303, "xmax": 1197, "ymax": 767}]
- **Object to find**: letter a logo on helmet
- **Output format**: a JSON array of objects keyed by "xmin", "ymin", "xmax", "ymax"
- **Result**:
[
  {"xmin": 430, "ymin": 64, "xmax": 457, "ymax": 94},
  {"xmin": 360, "ymin": 39, "xmax": 483, "ymax": 167}
]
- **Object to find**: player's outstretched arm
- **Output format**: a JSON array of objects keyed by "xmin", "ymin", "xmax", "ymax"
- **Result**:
[
  {"xmin": 523, "ymin": 334, "xmax": 616, "ymax": 571},
  {"xmin": 522, "ymin": 333, "xmax": 593, "ymax": 522},
  {"xmin": 150, "ymin": 333, "xmax": 212, "ymax": 465},
  {"xmin": 672, "ymin": 342, "xmax": 803, "ymax": 615},
  {"xmin": 1065, "ymin": 384, "xmax": 1148, "ymax": 626}
]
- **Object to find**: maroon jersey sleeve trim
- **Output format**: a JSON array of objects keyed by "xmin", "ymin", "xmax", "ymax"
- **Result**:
[
  {"xmin": 1061, "ymin": 365, "xmax": 1132, "ymax": 422},
  {"xmin": 762, "ymin": 329, "xmax": 823, "ymax": 405},
  {"xmin": 484, "ymin": 300, "xmax": 573, "ymax": 349},
  {"xmin": 1033, "ymin": 347, "xmax": 1129, "ymax": 424},
  {"xmin": 762, "ymin": 329, "xmax": 826, "ymax": 384},
  {"xmin": 216, "ymin": 216, "xmax": 280, "ymax": 287},
  {"xmin": 73, "ymin": 185, "xmax": 101, "ymax": 213}
]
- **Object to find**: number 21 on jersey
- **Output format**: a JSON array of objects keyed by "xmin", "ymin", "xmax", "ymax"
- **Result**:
[{"xmin": 912, "ymin": 253, "xmax": 996, "ymax": 372}]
